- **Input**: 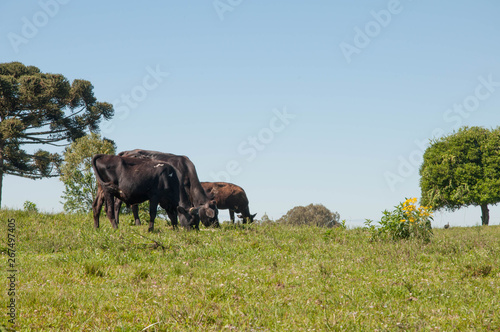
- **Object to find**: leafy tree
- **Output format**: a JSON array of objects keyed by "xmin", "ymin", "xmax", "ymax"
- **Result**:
[
  {"xmin": 0, "ymin": 62, "xmax": 114, "ymax": 207},
  {"xmin": 420, "ymin": 126, "xmax": 500, "ymax": 225},
  {"xmin": 60, "ymin": 133, "xmax": 115, "ymax": 213},
  {"xmin": 277, "ymin": 203, "xmax": 340, "ymax": 227}
]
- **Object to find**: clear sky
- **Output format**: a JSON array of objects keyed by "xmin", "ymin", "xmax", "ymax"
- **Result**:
[{"xmin": 1, "ymin": 1, "xmax": 500, "ymax": 226}]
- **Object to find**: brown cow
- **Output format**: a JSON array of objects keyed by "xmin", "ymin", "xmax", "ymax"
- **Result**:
[{"xmin": 201, "ymin": 182, "xmax": 257, "ymax": 223}]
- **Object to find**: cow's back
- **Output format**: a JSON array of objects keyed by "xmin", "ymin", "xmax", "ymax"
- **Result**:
[{"xmin": 119, "ymin": 149, "xmax": 211, "ymax": 206}]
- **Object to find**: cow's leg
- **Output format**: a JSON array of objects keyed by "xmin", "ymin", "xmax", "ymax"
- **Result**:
[
  {"xmin": 104, "ymin": 193, "xmax": 118, "ymax": 229},
  {"xmin": 114, "ymin": 199, "xmax": 122, "ymax": 225},
  {"xmin": 131, "ymin": 204, "xmax": 141, "ymax": 225},
  {"xmin": 167, "ymin": 209, "xmax": 179, "ymax": 230},
  {"xmin": 92, "ymin": 190, "xmax": 104, "ymax": 228},
  {"xmin": 229, "ymin": 210, "xmax": 235, "ymax": 223},
  {"xmin": 159, "ymin": 201, "xmax": 178, "ymax": 230},
  {"xmin": 148, "ymin": 198, "xmax": 159, "ymax": 232}
]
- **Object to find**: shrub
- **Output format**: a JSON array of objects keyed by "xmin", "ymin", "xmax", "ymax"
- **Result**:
[
  {"xmin": 277, "ymin": 204, "xmax": 340, "ymax": 227},
  {"xmin": 368, "ymin": 197, "xmax": 433, "ymax": 242},
  {"xmin": 23, "ymin": 200, "xmax": 38, "ymax": 213},
  {"xmin": 259, "ymin": 213, "xmax": 274, "ymax": 224}
]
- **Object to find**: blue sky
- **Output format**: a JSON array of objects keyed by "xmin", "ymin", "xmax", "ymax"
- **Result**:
[{"xmin": 1, "ymin": 1, "xmax": 500, "ymax": 226}]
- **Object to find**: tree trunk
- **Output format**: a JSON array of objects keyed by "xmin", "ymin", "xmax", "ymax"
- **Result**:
[
  {"xmin": 0, "ymin": 144, "xmax": 3, "ymax": 208},
  {"xmin": 0, "ymin": 168, "xmax": 3, "ymax": 209},
  {"xmin": 481, "ymin": 204, "xmax": 489, "ymax": 226}
]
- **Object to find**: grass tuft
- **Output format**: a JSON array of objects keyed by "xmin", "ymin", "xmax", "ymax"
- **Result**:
[{"xmin": 83, "ymin": 262, "xmax": 106, "ymax": 278}]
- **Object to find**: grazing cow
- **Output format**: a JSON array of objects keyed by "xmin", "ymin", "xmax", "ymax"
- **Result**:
[
  {"xmin": 118, "ymin": 149, "xmax": 219, "ymax": 227},
  {"xmin": 201, "ymin": 182, "xmax": 257, "ymax": 224},
  {"xmin": 92, "ymin": 154, "xmax": 209, "ymax": 231}
]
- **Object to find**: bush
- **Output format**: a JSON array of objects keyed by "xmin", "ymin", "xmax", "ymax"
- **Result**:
[
  {"xmin": 259, "ymin": 213, "xmax": 274, "ymax": 225},
  {"xmin": 277, "ymin": 204, "xmax": 340, "ymax": 227},
  {"xmin": 367, "ymin": 197, "xmax": 433, "ymax": 242},
  {"xmin": 23, "ymin": 201, "xmax": 38, "ymax": 213}
]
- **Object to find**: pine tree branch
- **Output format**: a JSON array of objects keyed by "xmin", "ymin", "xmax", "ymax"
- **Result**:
[
  {"xmin": 17, "ymin": 139, "xmax": 69, "ymax": 147},
  {"xmin": 3, "ymin": 168, "xmax": 58, "ymax": 179},
  {"xmin": 17, "ymin": 135, "xmax": 68, "ymax": 145},
  {"xmin": 36, "ymin": 106, "xmax": 87, "ymax": 128},
  {"xmin": 22, "ymin": 127, "xmax": 70, "ymax": 137}
]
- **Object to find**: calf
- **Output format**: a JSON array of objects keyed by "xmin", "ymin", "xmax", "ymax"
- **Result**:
[
  {"xmin": 201, "ymin": 182, "xmax": 257, "ymax": 223},
  {"xmin": 92, "ymin": 154, "xmax": 210, "ymax": 231}
]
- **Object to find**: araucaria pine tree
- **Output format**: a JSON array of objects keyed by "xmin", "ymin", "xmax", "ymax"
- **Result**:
[{"xmin": 0, "ymin": 62, "xmax": 114, "ymax": 207}]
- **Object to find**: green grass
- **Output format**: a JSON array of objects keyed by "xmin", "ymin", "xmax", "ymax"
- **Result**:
[{"xmin": 1, "ymin": 209, "xmax": 499, "ymax": 331}]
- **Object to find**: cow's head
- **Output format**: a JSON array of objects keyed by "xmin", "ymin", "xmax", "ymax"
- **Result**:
[
  {"xmin": 198, "ymin": 200, "xmax": 219, "ymax": 228},
  {"xmin": 237, "ymin": 213, "xmax": 257, "ymax": 223},
  {"xmin": 177, "ymin": 206, "xmax": 201, "ymax": 230}
]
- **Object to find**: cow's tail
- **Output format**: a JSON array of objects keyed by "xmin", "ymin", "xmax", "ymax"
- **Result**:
[
  {"xmin": 92, "ymin": 154, "xmax": 121, "ymax": 196},
  {"xmin": 91, "ymin": 154, "xmax": 107, "ymax": 184}
]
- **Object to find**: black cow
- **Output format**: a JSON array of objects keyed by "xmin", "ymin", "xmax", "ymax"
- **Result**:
[
  {"xmin": 92, "ymin": 154, "xmax": 207, "ymax": 231},
  {"xmin": 118, "ymin": 149, "xmax": 219, "ymax": 227},
  {"xmin": 201, "ymin": 182, "xmax": 257, "ymax": 224}
]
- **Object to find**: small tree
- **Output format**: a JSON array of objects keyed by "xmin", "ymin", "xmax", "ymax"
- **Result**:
[
  {"xmin": 277, "ymin": 203, "xmax": 340, "ymax": 227},
  {"xmin": 60, "ymin": 133, "xmax": 115, "ymax": 213},
  {"xmin": 420, "ymin": 126, "xmax": 500, "ymax": 225}
]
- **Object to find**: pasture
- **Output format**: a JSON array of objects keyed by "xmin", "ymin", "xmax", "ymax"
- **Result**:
[{"xmin": 1, "ymin": 209, "xmax": 499, "ymax": 331}]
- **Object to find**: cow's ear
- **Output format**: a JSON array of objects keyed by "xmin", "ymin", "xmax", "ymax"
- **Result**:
[
  {"xmin": 177, "ymin": 206, "xmax": 187, "ymax": 214},
  {"xmin": 205, "ymin": 208, "xmax": 215, "ymax": 218},
  {"xmin": 251, "ymin": 213, "xmax": 257, "ymax": 218}
]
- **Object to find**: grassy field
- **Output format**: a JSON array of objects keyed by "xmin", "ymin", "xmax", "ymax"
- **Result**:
[{"xmin": 1, "ymin": 209, "xmax": 499, "ymax": 331}]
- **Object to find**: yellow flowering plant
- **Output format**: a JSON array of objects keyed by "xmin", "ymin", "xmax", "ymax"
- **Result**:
[{"xmin": 371, "ymin": 197, "xmax": 433, "ymax": 242}]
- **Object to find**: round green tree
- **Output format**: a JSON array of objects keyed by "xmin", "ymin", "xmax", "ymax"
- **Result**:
[
  {"xmin": 420, "ymin": 126, "xmax": 500, "ymax": 225},
  {"xmin": 60, "ymin": 133, "xmax": 115, "ymax": 213}
]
